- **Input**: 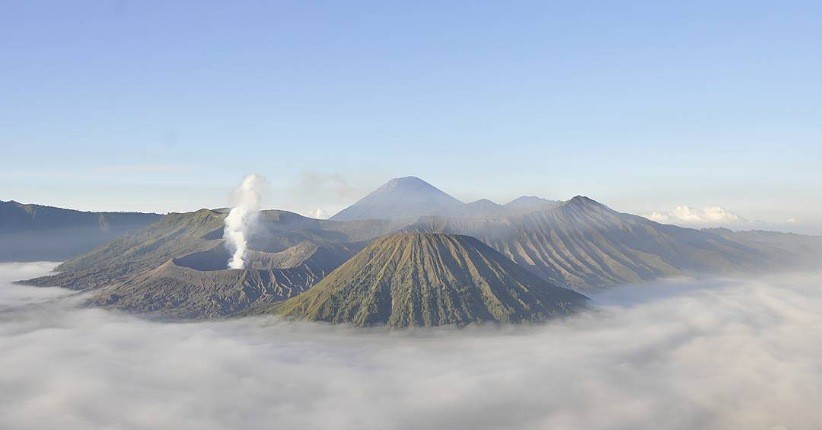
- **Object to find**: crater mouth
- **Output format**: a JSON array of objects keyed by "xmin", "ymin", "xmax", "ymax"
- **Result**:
[
  {"xmin": 172, "ymin": 246, "xmax": 233, "ymax": 271},
  {"xmin": 173, "ymin": 241, "xmax": 322, "ymax": 272}
]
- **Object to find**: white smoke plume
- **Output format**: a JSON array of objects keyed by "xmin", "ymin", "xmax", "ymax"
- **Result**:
[{"xmin": 224, "ymin": 174, "xmax": 266, "ymax": 269}]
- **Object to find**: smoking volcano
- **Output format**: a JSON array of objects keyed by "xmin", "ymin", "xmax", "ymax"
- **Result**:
[{"xmin": 224, "ymin": 174, "xmax": 266, "ymax": 269}]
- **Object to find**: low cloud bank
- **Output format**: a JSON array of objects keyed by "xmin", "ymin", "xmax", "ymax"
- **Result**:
[
  {"xmin": 1, "ymin": 263, "xmax": 821, "ymax": 429},
  {"xmin": 646, "ymin": 205, "xmax": 743, "ymax": 225}
]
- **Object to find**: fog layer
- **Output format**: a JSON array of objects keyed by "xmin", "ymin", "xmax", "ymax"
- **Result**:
[{"xmin": 1, "ymin": 263, "xmax": 820, "ymax": 430}]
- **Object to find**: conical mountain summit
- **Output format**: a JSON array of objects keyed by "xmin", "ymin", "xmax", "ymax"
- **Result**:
[
  {"xmin": 330, "ymin": 176, "xmax": 464, "ymax": 221},
  {"xmin": 275, "ymin": 232, "xmax": 589, "ymax": 327}
]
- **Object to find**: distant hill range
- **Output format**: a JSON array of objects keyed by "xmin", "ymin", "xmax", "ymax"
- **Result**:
[
  {"xmin": 0, "ymin": 200, "xmax": 161, "ymax": 262},
  {"xmin": 330, "ymin": 176, "xmax": 560, "ymax": 220},
  {"xmin": 18, "ymin": 177, "xmax": 822, "ymax": 325}
]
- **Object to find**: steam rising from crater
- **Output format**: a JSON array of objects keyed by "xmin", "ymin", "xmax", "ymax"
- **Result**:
[{"xmin": 224, "ymin": 174, "xmax": 266, "ymax": 269}]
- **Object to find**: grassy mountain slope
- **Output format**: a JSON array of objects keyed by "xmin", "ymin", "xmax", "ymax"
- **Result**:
[
  {"xmin": 275, "ymin": 233, "xmax": 588, "ymax": 327},
  {"xmin": 407, "ymin": 196, "xmax": 774, "ymax": 291}
]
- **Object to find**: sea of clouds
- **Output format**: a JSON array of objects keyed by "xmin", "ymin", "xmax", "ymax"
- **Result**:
[{"xmin": 1, "ymin": 262, "xmax": 821, "ymax": 430}]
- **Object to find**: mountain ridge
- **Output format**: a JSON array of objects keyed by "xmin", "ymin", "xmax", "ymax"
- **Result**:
[
  {"xmin": 0, "ymin": 199, "xmax": 162, "ymax": 262},
  {"xmin": 17, "ymin": 177, "xmax": 822, "ymax": 321},
  {"xmin": 330, "ymin": 177, "xmax": 560, "ymax": 221},
  {"xmin": 404, "ymin": 194, "xmax": 782, "ymax": 290}
]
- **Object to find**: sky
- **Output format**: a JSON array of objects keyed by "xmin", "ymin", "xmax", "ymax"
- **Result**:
[{"xmin": 1, "ymin": 1, "xmax": 820, "ymax": 232}]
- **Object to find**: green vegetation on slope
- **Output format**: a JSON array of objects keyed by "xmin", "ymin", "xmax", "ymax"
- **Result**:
[{"xmin": 275, "ymin": 233, "xmax": 589, "ymax": 327}]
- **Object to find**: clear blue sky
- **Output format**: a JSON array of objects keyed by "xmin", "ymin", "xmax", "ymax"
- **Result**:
[{"xmin": 1, "ymin": 1, "xmax": 820, "ymax": 232}]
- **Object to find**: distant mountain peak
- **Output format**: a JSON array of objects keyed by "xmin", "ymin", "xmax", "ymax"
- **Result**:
[
  {"xmin": 375, "ymin": 176, "xmax": 457, "ymax": 197},
  {"xmin": 558, "ymin": 196, "xmax": 613, "ymax": 217},
  {"xmin": 380, "ymin": 176, "xmax": 433, "ymax": 189},
  {"xmin": 569, "ymin": 195, "xmax": 591, "ymax": 203},
  {"xmin": 505, "ymin": 196, "xmax": 556, "ymax": 208},
  {"xmin": 566, "ymin": 195, "xmax": 604, "ymax": 207},
  {"xmin": 496, "ymin": 196, "xmax": 561, "ymax": 215},
  {"xmin": 329, "ymin": 177, "xmax": 463, "ymax": 221},
  {"xmin": 466, "ymin": 199, "xmax": 500, "ymax": 207},
  {"xmin": 331, "ymin": 177, "xmax": 573, "ymax": 221}
]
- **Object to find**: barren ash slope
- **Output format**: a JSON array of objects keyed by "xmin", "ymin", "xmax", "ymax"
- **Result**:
[
  {"xmin": 22, "ymin": 209, "xmax": 401, "ymax": 319},
  {"xmin": 272, "ymin": 233, "xmax": 589, "ymax": 327}
]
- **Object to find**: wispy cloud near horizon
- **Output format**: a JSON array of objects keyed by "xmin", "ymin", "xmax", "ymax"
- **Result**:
[
  {"xmin": 273, "ymin": 171, "xmax": 366, "ymax": 218},
  {"xmin": 646, "ymin": 205, "xmax": 744, "ymax": 225}
]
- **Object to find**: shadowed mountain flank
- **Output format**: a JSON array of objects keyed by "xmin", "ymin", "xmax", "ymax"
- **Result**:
[
  {"xmin": 22, "ymin": 209, "xmax": 228, "ymax": 289},
  {"xmin": 0, "ymin": 200, "xmax": 161, "ymax": 262},
  {"xmin": 704, "ymin": 228, "xmax": 822, "ymax": 270},
  {"xmin": 274, "ymin": 233, "xmax": 589, "ymax": 327},
  {"xmin": 406, "ymin": 196, "xmax": 777, "ymax": 291}
]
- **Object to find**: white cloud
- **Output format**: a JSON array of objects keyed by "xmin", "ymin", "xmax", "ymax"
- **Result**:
[
  {"xmin": 1, "ymin": 263, "xmax": 822, "ymax": 429},
  {"xmin": 647, "ymin": 206, "xmax": 744, "ymax": 225},
  {"xmin": 270, "ymin": 171, "xmax": 363, "ymax": 217},
  {"xmin": 297, "ymin": 171, "xmax": 358, "ymax": 199},
  {"xmin": 303, "ymin": 208, "xmax": 330, "ymax": 219}
]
